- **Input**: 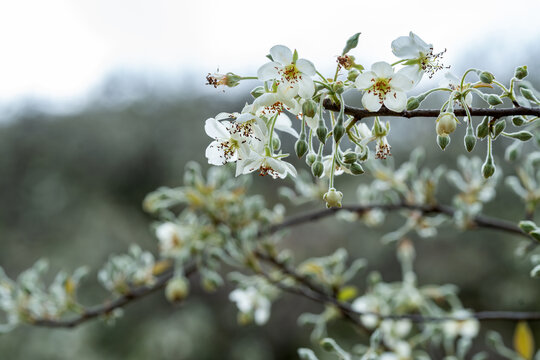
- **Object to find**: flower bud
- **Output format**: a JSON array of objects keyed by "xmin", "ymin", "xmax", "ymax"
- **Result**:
[
  {"xmin": 436, "ymin": 112, "xmax": 458, "ymax": 136},
  {"xmin": 272, "ymin": 136, "xmax": 281, "ymax": 151},
  {"xmin": 464, "ymin": 127, "xmax": 476, "ymax": 152},
  {"xmin": 519, "ymin": 220, "xmax": 537, "ymax": 234},
  {"xmin": 165, "ymin": 277, "xmax": 189, "ymax": 303},
  {"xmin": 311, "ymin": 160, "xmax": 324, "ymax": 178},
  {"xmin": 515, "ymin": 65, "xmax": 528, "ymax": 80},
  {"xmin": 306, "ymin": 152, "xmax": 317, "ymax": 166},
  {"xmin": 493, "ymin": 119, "xmax": 506, "ymax": 139},
  {"xmin": 512, "ymin": 116, "xmax": 526, "ymax": 126},
  {"xmin": 333, "ymin": 123, "xmax": 345, "ymax": 142},
  {"xmin": 479, "ymin": 71, "xmax": 494, "ymax": 84},
  {"xmin": 348, "ymin": 162, "xmax": 365, "ymax": 175},
  {"xmin": 486, "ymin": 94, "xmax": 503, "ymax": 106},
  {"xmin": 530, "ymin": 230, "xmax": 540, "ymax": 242},
  {"xmin": 437, "ymin": 135, "xmax": 450, "ymax": 150},
  {"xmin": 332, "ymin": 81, "xmax": 345, "ymax": 95},
  {"xmin": 521, "ymin": 88, "xmax": 539, "ymax": 103},
  {"xmin": 347, "ymin": 69, "xmax": 360, "ymax": 82},
  {"xmin": 406, "ymin": 96, "xmax": 421, "ymax": 110},
  {"xmin": 343, "ymin": 152, "xmax": 357, "ymax": 164},
  {"xmin": 317, "ymin": 124, "xmax": 328, "ymax": 144},
  {"xmin": 476, "ymin": 116, "xmax": 489, "ymax": 138},
  {"xmin": 323, "ymin": 188, "xmax": 343, "ymax": 208},
  {"xmin": 250, "ymin": 86, "xmax": 265, "ymax": 99},
  {"xmin": 302, "ymin": 99, "xmax": 318, "ymax": 118},
  {"xmin": 504, "ymin": 131, "xmax": 533, "ymax": 141},
  {"xmin": 482, "ymin": 157, "xmax": 495, "ymax": 179},
  {"xmin": 295, "ymin": 138, "xmax": 308, "ymax": 158}
]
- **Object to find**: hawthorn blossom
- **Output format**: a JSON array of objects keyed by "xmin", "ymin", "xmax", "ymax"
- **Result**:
[
  {"xmin": 229, "ymin": 287, "xmax": 271, "ymax": 325},
  {"xmin": 355, "ymin": 62, "xmax": 414, "ymax": 112},
  {"xmin": 257, "ymin": 45, "xmax": 316, "ymax": 99},
  {"xmin": 391, "ymin": 32, "xmax": 446, "ymax": 85}
]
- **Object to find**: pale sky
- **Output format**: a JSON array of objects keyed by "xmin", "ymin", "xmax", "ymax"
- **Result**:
[{"xmin": 0, "ymin": 0, "xmax": 539, "ymax": 107}]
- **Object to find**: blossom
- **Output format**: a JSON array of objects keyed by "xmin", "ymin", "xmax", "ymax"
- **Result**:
[
  {"xmin": 351, "ymin": 294, "xmax": 380, "ymax": 328},
  {"xmin": 238, "ymin": 151, "xmax": 297, "ymax": 179},
  {"xmin": 354, "ymin": 120, "xmax": 392, "ymax": 159},
  {"xmin": 257, "ymin": 45, "xmax": 316, "ymax": 99},
  {"xmin": 440, "ymin": 72, "xmax": 473, "ymax": 106},
  {"xmin": 229, "ymin": 287, "xmax": 271, "ymax": 325},
  {"xmin": 155, "ymin": 222, "xmax": 188, "ymax": 257},
  {"xmin": 391, "ymin": 32, "xmax": 446, "ymax": 85},
  {"xmin": 204, "ymin": 116, "xmax": 262, "ymax": 166},
  {"xmin": 442, "ymin": 310, "xmax": 480, "ymax": 339},
  {"xmin": 355, "ymin": 62, "xmax": 413, "ymax": 112},
  {"xmin": 436, "ymin": 112, "xmax": 458, "ymax": 136}
]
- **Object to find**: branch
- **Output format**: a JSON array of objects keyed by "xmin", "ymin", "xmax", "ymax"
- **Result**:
[
  {"xmin": 32, "ymin": 263, "xmax": 197, "ymax": 328},
  {"xmin": 323, "ymin": 99, "xmax": 540, "ymax": 119},
  {"xmin": 266, "ymin": 202, "xmax": 531, "ymax": 241}
]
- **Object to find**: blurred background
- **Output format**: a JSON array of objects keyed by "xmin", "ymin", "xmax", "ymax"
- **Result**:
[{"xmin": 1, "ymin": 0, "xmax": 540, "ymax": 358}]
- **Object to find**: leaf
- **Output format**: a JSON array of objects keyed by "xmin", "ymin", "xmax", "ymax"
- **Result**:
[
  {"xmin": 514, "ymin": 321, "xmax": 535, "ymax": 360},
  {"xmin": 342, "ymin": 32, "xmax": 361, "ymax": 55}
]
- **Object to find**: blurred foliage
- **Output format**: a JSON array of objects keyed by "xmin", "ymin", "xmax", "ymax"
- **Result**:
[{"xmin": 0, "ymin": 74, "xmax": 539, "ymax": 358}]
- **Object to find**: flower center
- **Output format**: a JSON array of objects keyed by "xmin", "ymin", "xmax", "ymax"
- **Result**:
[
  {"xmin": 217, "ymin": 139, "xmax": 239, "ymax": 162},
  {"xmin": 370, "ymin": 78, "xmax": 392, "ymax": 100},
  {"xmin": 280, "ymin": 64, "xmax": 301, "ymax": 83}
]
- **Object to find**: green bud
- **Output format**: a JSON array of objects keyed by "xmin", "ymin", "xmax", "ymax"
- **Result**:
[
  {"xmin": 486, "ymin": 94, "xmax": 503, "ymax": 106},
  {"xmin": 530, "ymin": 230, "xmax": 540, "ymax": 242},
  {"xmin": 521, "ymin": 88, "xmax": 539, "ymax": 103},
  {"xmin": 493, "ymin": 119, "xmax": 506, "ymax": 139},
  {"xmin": 482, "ymin": 157, "xmax": 495, "ymax": 179},
  {"xmin": 437, "ymin": 135, "xmax": 450, "ymax": 150},
  {"xmin": 504, "ymin": 131, "xmax": 533, "ymax": 141},
  {"xmin": 464, "ymin": 128, "xmax": 476, "ymax": 152},
  {"xmin": 333, "ymin": 123, "xmax": 345, "ymax": 142},
  {"xmin": 165, "ymin": 277, "xmax": 189, "ymax": 303},
  {"xmin": 479, "ymin": 71, "xmax": 494, "ymax": 84},
  {"xmin": 512, "ymin": 116, "xmax": 526, "ymax": 126},
  {"xmin": 515, "ymin": 65, "xmax": 528, "ymax": 80},
  {"xmin": 272, "ymin": 136, "xmax": 281, "ymax": 151},
  {"xmin": 347, "ymin": 69, "xmax": 360, "ymax": 82},
  {"xmin": 519, "ymin": 220, "xmax": 537, "ymax": 234},
  {"xmin": 317, "ymin": 124, "xmax": 328, "ymax": 144},
  {"xmin": 311, "ymin": 161, "xmax": 324, "ymax": 178},
  {"xmin": 476, "ymin": 116, "xmax": 489, "ymax": 138},
  {"xmin": 224, "ymin": 72, "xmax": 241, "ymax": 87},
  {"xmin": 343, "ymin": 152, "xmax": 357, "ymax": 164},
  {"xmin": 406, "ymin": 96, "xmax": 421, "ymax": 110},
  {"xmin": 250, "ymin": 86, "xmax": 265, "ymax": 99},
  {"xmin": 295, "ymin": 139, "xmax": 308, "ymax": 158},
  {"xmin": 333, "ymin": 81, "xmax": 345, "ymax": 95},
  {"xmin": 302, "ymin": 99, "xmax": 317, "ymax": 118},
  {"xmin": 306, "ymin": 152, "xmax": 317, "ymax": 166},
  {"xmin": 349, "ymin": 162, "xmax": 365, "ymax": 175}
]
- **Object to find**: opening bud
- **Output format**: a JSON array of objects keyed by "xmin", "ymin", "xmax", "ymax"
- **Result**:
[
  {"xmin": 437, "ymin": 135, "xmax": 450, "ymax": 150},
  {"xmin": 436, "ymin": 112, "xmax": 458, "ymax": 136},
  {"xmin": 515, "ymin": 65, "xmax": 528, "ymax": 80},
  {"xmin": 343, "ymin": 152, "xmax": 357, "ymax": 164},
  {"xmin": 295, "ymin": 138, "xmax": 308, "ymax": 158},
  {"xmin": 406, "ymin": 96, "xmax": 421, "ymax": 110},
  {"xmin": 302, "ymin": 99, "xmax": 318, "ymax": 118},
  {"xmin": 332, "ymin": 81, "xmax": 345, "ymax": 95},
  {"xmin": 165, "ymin": 276, "xmax": 189, "ymax": 303},
  {"xmin": 323, "ymin": 188, "xmax": 343, "ymax": 208},
  {"xmin": 347, "ymin": 69, "xmax": 360, "ymax": 82}
]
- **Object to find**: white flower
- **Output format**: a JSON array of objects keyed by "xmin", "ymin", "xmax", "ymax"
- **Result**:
[
  {"xmin": 391, "ymin": 32, "xmax": 445, "ymax": 85},
  {"xmin": 238, "ymin": 151, "xmax": 297, "ymax": 179},
  {"xmin": 229, "ymin": 287, "xmax": 271, "ymax": 325},
  {"xmin": 351, "ymin": 295, "xmax": 380, "ymax": 328},
  {"xmin": 355, "ymin": 62, "xmax": 414, "ymax": 112},
  {"xmin": 204, "ymin": 116, "xmax": 262, "ymax": 166},
  {"xmin": 442, "ymin": 310, "xmax": 480, "ymax": 339},
  {"xmin": 257, "ymin": 45, "xmax": 316, "ymax": 99},
  {"xmin": 155, "ymin": 222, "xmax": 187, "ymax": 256}
]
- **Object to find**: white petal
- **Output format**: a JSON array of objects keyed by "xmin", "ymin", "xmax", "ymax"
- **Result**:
[
  {"xmin": 274, "ymin": 113, "xmax": 298, "ymax": 136},
  {"xmin": 277, "ymin": 82, "xmax": 299, "ymax": 99},
  {"xmin": 362, "ymin": 92, "xmax": 382, "ymax": 112},
  {"xmin": 270, "ymin": 45, "xmax": 293, "ymax": 65},
  {"xmin": 371, "ymin": 61, "xmax": 394, "ymax": 78},
  {"xmin": 355, "ymin": 71, "xmax": 376, "ymax": 89},
  {"xmin": 253, "ymin": 93, "xmax": 278, "ymax": 109},
  {"xmin": 391, "ymin": 35, "xmax": 418, "ymax": 58},
  {"xmin": 305, "ymin": 114, "xmax": 319, "ymax": 129},
  {"xmin": 295, "ymin": 59, "xmax": 316, "ymax": 76},
  {"xmin": 397, "ymin": 66, "xmax": 422, "ymax": 87},
  {"xmin": 384, "ymin": 91, "xmax": 407, "ymax": 112},
  {"xmin": 204, "ymin": 118, "xmax": 229, "ymax": 139},
  {"xmin": 297, "ymin": 76, "xmax": 315, "ymax": 99},
  {"xmin": 409, "ymin": 32, "xmax": 431, "ymax": 52},
  {"xmin": 257, "ymin": 62, "xmax": 281, "ymax": 81},
  {"xmin": 391, "ymin": 72, "xmax": 415, "ymax": 91},
  {"xmin": 206, "ymin": 142, "xmax": 226, "ymax": 165}
]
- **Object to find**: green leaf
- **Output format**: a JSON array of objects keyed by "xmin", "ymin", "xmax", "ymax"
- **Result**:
[
  {"xmin": 342, "ymin": 32, "xmax": 361, "ymax": 55},
  {"xmin": 514, "ymin": 321, "xmax": 534, "ymax": 360}
]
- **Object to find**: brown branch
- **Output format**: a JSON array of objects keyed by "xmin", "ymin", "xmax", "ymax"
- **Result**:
[
  {"xmin": 32, "ymin": 263, "xmax": 197, "ymax": 328},
  {"xmin": 266, "ymin": 202, "xmax": 530, "ymax": 241},
  {"xmin": 323, "ymin": 99, "xmax": 540, "ymax": 119}
]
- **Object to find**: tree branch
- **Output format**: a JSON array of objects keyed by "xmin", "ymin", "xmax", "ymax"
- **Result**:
[{"xmin": 323, "ymin": 99, "xmax": 540, "ymax": 119}]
